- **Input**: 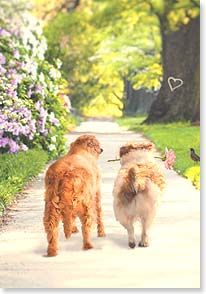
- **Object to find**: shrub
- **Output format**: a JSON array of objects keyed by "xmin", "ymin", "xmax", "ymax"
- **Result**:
[
  {"xmin": 0, "ymin": 5, "xmax": 70, "ymax": 159},
  {"xmin": 0, "ymin": 149, "xmax": 48, "ymax": 215},
  {"xmin": 184, "ymin": 166, "xmax": 200, "ymax": 190}
]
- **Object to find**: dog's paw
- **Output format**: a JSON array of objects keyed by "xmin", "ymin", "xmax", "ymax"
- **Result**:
[
  {"xmin": 47, "ymin": 250, "xmax": 58, "ymax": 257},
  {"xmin": 138, "ymin": 240, "xmax": 149, "ymax": 247},
  {"xmin": 128, "ymin": 241, "xmax": 136, "ymax": 249},
  {"xmin": 98, "ymin": 230, "xmax": 106, "ymax": 237},
  {"xmin": 83, "ymin": 242, "xmax": 94, "ymax": 250},
  {"xmin": 72, "ymin": 226, "xmax": 79, "ymax": 233}
]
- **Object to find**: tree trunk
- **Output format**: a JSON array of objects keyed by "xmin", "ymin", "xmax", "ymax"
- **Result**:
[
  {"xmin": 145, "ymin": 16, "xmax": 200, "ymax": 123},
  {"xmin": 123, "ymin": 79, "xmax": 156, "ymax": 115}
]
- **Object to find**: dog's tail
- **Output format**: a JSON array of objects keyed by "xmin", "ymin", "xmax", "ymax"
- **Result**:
[
  {"xmin": 128, "ymin": 165, "xmax": 147, "ymax": 192},
  {"xmin": 44, "ymin": 169, "xmax": 87, "ymax": 239},
  {"xmin": 121, "ymin": 165, "xmax": 147, "ymax": 203}
]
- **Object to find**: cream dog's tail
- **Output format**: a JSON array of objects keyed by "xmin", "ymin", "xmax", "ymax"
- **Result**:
[
  {"xmin": 118, "ymin": 165, "xmax": 147, "ymax": 205},
  {"xmin": 127, "ymin": 165, "xmax": 147, "ymax": 194}
]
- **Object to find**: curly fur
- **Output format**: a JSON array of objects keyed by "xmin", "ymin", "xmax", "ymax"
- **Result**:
[
  {"xmin": 113, "ymin": 141, "xmax": 166, "ymax": 248},
  {"xmin": 43, "ymin": 135, "xmax": 105, "ymax": 256}
]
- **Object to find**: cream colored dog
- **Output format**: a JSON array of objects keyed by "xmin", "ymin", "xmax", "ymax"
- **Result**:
[{"xmin": 112, "ymin": 142, "xmax": 166, "ymax": 248}]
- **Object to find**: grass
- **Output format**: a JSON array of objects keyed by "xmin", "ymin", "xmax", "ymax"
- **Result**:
[
  {"xmin": 0, "ymin": 149, "xmax": 48, "ymax": 215},
  {"xmin": 116, "ymin": 116, "xmax": 200, "ymax": 189}
]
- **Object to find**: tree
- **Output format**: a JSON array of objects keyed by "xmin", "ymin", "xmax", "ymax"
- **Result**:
[
  {"xmin": 144, "ymin": 0, "xmax": 200, "ymax": 123},
  {"xmin": 38, "ymin": 0, "xmax": 199, "ymax": 119},
  {"xmin": 42, "ymin": 0, "xmax": 163, "ymax": 117}
]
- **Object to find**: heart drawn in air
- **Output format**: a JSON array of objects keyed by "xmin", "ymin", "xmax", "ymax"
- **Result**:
[{"xmin": 167, "ymin": 77, "xmax": 183, "ymax": 92}]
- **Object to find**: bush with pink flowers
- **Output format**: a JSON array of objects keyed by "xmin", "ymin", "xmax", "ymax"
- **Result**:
[{"xmin": 0, "ymin": 8, "xmax": 70, "ymax": 159}]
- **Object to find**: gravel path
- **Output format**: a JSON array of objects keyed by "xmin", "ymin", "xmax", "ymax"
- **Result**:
[{"xmin": 0, "ymin": 121, "xmax": 200, "ymax": 288}]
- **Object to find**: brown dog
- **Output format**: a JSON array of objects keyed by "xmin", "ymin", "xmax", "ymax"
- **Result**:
[
  {"xmin": 43, "ymin": 135, "xmax": 105, "ymax": 256},
  {"xmin": 113, "ymin": 142, "xmax": 166, "ymax": 249}
]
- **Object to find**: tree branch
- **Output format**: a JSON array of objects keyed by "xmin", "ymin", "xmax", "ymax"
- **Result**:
[{"xmin": 112, "ymin": 91, "xmax": 122, "ymax": 101}]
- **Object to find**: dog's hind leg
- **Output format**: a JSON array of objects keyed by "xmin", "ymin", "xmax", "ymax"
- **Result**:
[
  {"xmin": 95, "ymin": 191, "xmax": 106, "ymax": 237},
  {"xmin": 121, "ymin": 222, "xmax": 136, "ymax": 249},
  {"xmin": 43, "ymin": 202, "xmax": 60, "ymax": 257},
  {"xmin": 78, "ymin": 203, "xmax": 94, "ymax": 250},
  {"xmin": 139, "ymin": 212, "xmax": 155, "ymax": 247},
  {"xmin": 139, "ymin": 218, "xmax": 149, "ymax": 247}
]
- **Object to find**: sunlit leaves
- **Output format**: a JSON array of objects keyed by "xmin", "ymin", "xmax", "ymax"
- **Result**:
[
  {"xmin": 167, "ymin": 0, "xmax": 199, "ymax": 31},
  {"xmin": 42, "ymin": 0, "xmax": 199, "ymax": 117}
]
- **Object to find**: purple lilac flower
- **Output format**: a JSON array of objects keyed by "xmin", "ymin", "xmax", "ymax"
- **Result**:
[
  {"xmin": 25, "ymin": 61, "xmax": 37, "ymax": 76},
  {"xmin": 9, "ymin": 139, "xmax": 20, "ymax": 153},
  {"xmin": 49, "ymin": 112, "xmax": 60, "ymax": 126},
  {"xmin": 0, "ymin": 137, "xmax": 19, "ymax": 153},
  {"xmin": 19, "ymin": 108, "xmax": 32, "ymax": 119},
  {"xmin": 29, "ymin": 119, "xmax": 36, "ymax": 133},
  {"xmin": 0, "ymin": 137, "xmax": 9, "ymax": 148},
  {"xmin": 13, "ymin": 49, "xmax": 20, "ymax": 59},
  {"xmin": 28, "ymin": 133, "xmax": 34, "ymax": 140},
  {"xmin": 0, "ymin": 28, "xmax": 10, "ymax": 37},
  {"xmin": 42, "ymin": 129, "xmax": 48, "ymax": 137},
  {"xmin": 0, "ymin": 65, "xmax": 6, "ymax": 75},
  {"xmin": 27, "ymin": 88, "xmax": 33, "ymax": 98},
  {"xmin": 35, "ymin": 100, "xmax": 42, "ymax": 110},
  {"xmin": 5, "ymin": 121, "xmax": 13, "ymax": 133},
  {"xmin": 12, "ymin": 124, "xmax": 20, "ymax": 136},
  {"xmin": 35, "ymin": 83, "xmax": 44, "ymax": 97},
  {"xmin": 11, "ymin": 75, "xmax": 22, "ymax": 88},
  {"xmin": 20, "ymin": 125, "xmax": 30, "ymax": 136},
  {"xmin": 21, "ymin": 144, "xmax": 28, "ymax": 151},
  {"xmin": 16, "ymin": 61, "xmax": 25, "ymax": 69},
  {"xmin": 0, "ymin": 113, "xmax": 6, "ymax": 123},
  {"xmin": 8, "ymin": 68, "xmax": 17, "ymax": 76},
  {"xmin": 39, "ymin": 107, "xmax": 47, "ymax": 120},
  {"xmin": 6, "ymin": 88, "xmax": 17, "ymax": 99},
  {"xmin": 0, "ymin": 53, "xmax": 6, "ymax": 64}
]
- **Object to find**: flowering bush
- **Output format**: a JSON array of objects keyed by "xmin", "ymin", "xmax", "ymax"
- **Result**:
[
  {"xmin": 184, "ymin": 166, "xmax": 200, "ymax": 190},
  {"xmin": 0, "ymin": 11, "xmax": 70, "ymax": 159}
]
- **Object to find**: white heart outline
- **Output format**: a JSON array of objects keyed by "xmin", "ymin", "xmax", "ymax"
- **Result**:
[{"xmin": 167, "ymin": 77, "xmax": 183, "ymax": 92}]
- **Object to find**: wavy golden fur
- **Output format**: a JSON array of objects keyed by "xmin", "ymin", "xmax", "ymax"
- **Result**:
[
  {"xmin": 113, "ymin": 141, "xmax": 166, "ymax": 248},
  {"xmin": 43, "ymin": 135, "xmax": 105, "ymax": 256}
]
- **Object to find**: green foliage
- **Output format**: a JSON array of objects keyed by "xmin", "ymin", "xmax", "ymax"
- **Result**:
[
  {"xmin": 0, "ymin": 149, "xmax": 48, "ymax": 215},
  {"xmin": 116, "ymin": 116, "xmax": 200, "ymax": 189},
  {"xmin": 43, "ymin": 0, "xmax": 199, "ymax": 117},
  {"xmin": 67, "ymin": 113, "xmax": 83, "ymax": 129},
  {"xmin": 0, "ymin": 2, "xmax": 70, "ymax": 159},
  {"xmin": 43, "ymin": 0, "xmax": 162, "ymax": 117}
]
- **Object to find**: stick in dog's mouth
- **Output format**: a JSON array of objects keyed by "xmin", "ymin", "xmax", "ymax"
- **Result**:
[{"xmin": 107, "ymin": 158, "xmax": 120, "ymax": 162}]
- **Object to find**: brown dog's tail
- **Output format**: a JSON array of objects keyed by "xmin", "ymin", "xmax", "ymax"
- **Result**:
[
  {"xmin": 44, "ymin": 170, "xmax": 85, "ymax": 240},
  {"xmin": 44, "ymin": 170, "xmax": 85, "ymax": 222}
]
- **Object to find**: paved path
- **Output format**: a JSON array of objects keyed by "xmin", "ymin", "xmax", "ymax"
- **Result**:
[{"xmin": 0, "ymin": 121, "xmax": 200, "ymax": 288}]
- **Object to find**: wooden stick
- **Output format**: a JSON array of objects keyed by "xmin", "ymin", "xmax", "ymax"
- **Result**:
[{"xmin": 107, "ymin": 158, "xmax": 120, "ymax": 162}]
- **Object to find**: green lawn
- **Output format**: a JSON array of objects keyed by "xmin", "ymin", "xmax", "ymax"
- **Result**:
[
  {"xmin": 116, "ymin": 116, "xmax": 200, "ymax": 189},
  {"xmin": 0, "ymin": 149, "xmax": 48, "ymax": 216}
]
